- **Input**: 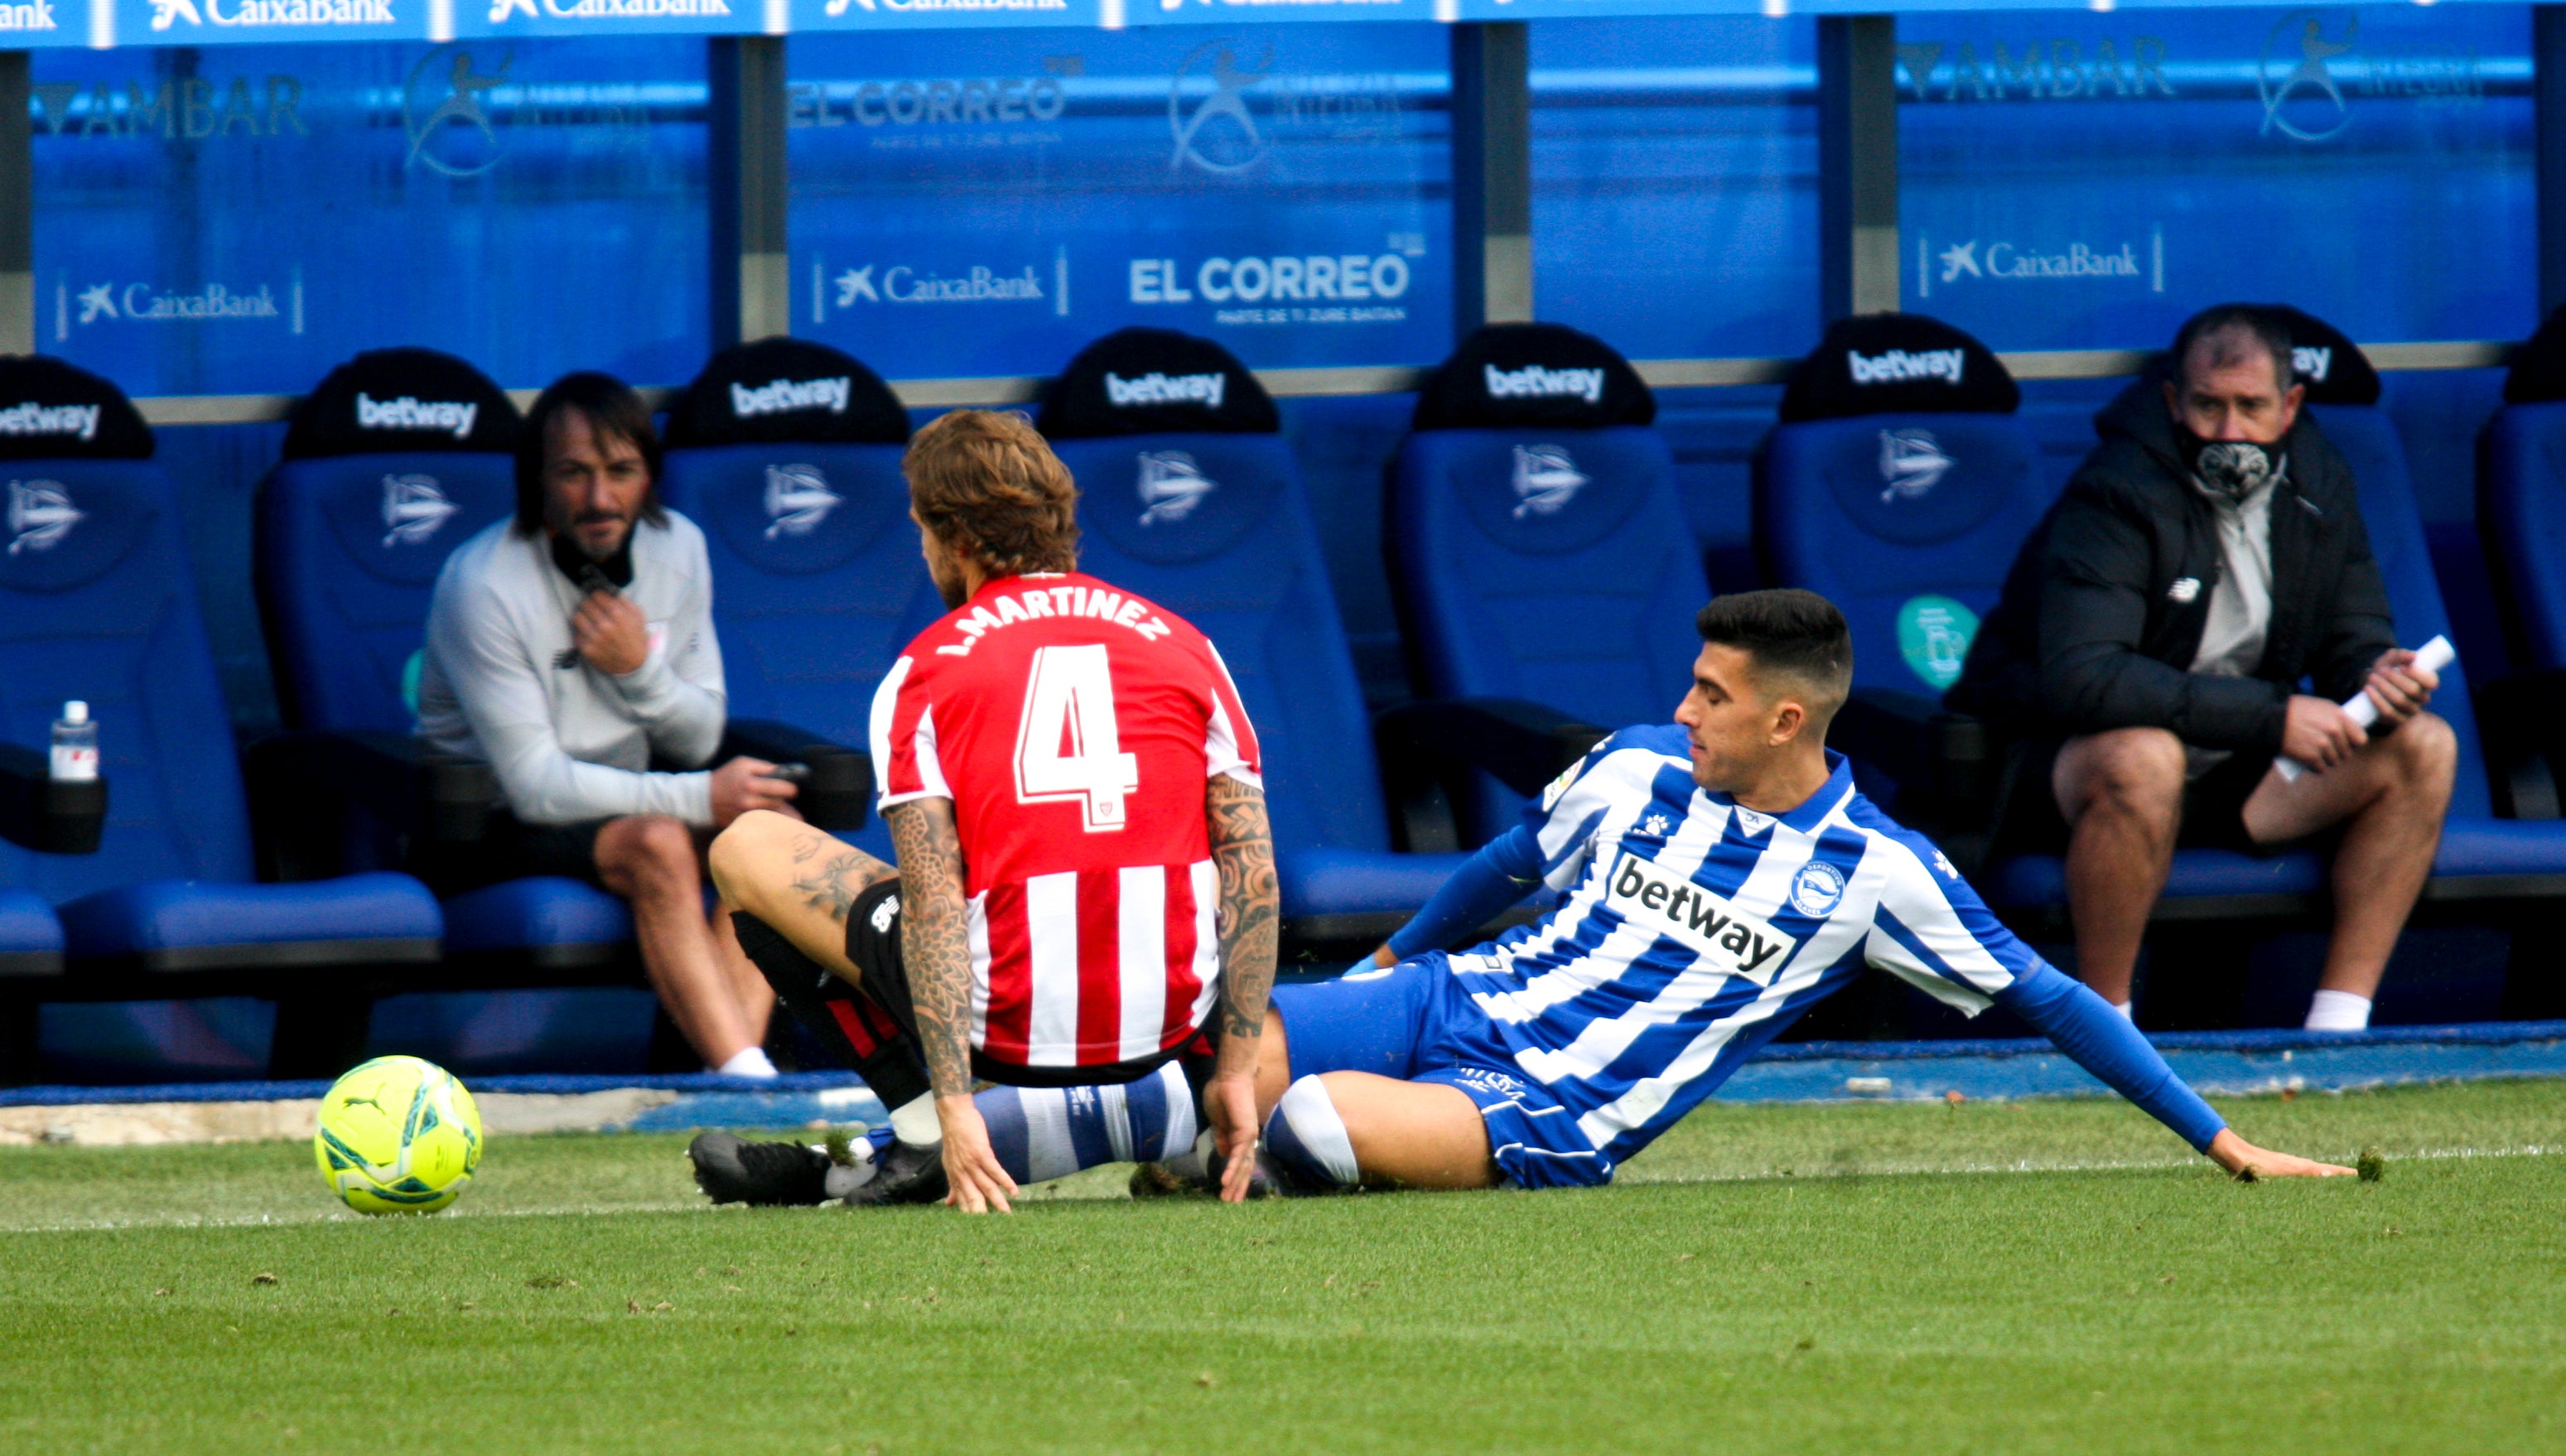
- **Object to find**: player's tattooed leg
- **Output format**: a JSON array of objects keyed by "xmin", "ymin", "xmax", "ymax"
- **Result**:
[{"xmin": 785, "ymin": 828, "xmax": 893, "ymax": 924}]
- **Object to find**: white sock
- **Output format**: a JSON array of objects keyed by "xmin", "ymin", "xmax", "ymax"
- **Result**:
[
  {"xmin": 716, "ymin": 1046, "xmax": 779, "ymax": 1078},
  {"xmin": 2305, "ymin": 990, "xmax": 2373, "ymax": 1032},
  {"xmin": 2109, "ymin": 1000, "xmax": 2135, "ymax": 1022},
  {"xmin": 888, "ymin": 1092, "xmax": 941, "ymax": 1147},
  {"xmin": 1269, "ymin": 1076, "xmax": 1362, "ymax": 1186}
]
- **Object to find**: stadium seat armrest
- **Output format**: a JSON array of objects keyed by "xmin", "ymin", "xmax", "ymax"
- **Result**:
[
  {"xmin": 717, "ymin": 719, "xmax": 873, "ymax": 832},
  {"xmin": 247, "ymin": 730, "xmax": 496, "ymax": 851},
  {"xmin": 0, "ymin": 743, "xmax": 108, "ymax": 855},
  {"xmin": 1373, "ymin": 697, "xmax": 1609, "ymax": 800},
  {"xmin": 2472, "ymin": 670, "xmax": 2566, "ymax": 819}
]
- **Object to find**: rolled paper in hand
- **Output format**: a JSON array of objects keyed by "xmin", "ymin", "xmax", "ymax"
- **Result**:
[{"xmin": 2274, "ymin": 634, "xmax": 2455, "ymax": 783}]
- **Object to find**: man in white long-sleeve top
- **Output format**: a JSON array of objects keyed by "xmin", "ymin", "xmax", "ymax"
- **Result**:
[{"xmin": 417, "ymin": 372, "xmax": 798, "ymax": 1076}]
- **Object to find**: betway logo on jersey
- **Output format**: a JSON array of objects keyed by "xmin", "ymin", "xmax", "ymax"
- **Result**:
[
  {"xmin": 357, "ymin": 393, "xmax": 478, "ymax": 439},
  {"xmin": 1604, "ymin": 851, "xmax": 1796, "ymax": 985},
  {"xmin": 731, "ymin": 377, "xmax": 851, "ymax": 419},
  {"xmin": 1105, "ymin": 372, "xmax": 1225, "ymax": 410},
  {"xmin": 1847, "ymin": 348, "xmax": 1965, "ymax": 387},
  {"xmin": 0, "ymin": 402, "xmax": 101, "ymax": 442},
  {"xmin": 935, "ymin": 581, "xmax": 1174, "ymax": 658},
  {"xmin": 1483, "ymin": 364, "xmax": 1604, "ymax": 406}
]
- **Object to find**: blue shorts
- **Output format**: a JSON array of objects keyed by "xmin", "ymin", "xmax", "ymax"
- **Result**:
[{"xmin": 1268, "ymin": 961, "xmax": 1613, "ymax": 1190}]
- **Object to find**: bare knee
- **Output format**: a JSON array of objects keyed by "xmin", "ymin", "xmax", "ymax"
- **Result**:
[
  {"xmin": 2065, "ymin": 729, "xmax": 2186, "ymax": 825},
  {"xmin": 2385, "ymin": 711, "xmax": 2457, "ymax": 798},
  {"xmin": 707, "ymin": 808, "xmax": 800, "ymax": 905},
  {"xmin": 596, "ymin": 815, "xmax": 699, "ymax": 901}
]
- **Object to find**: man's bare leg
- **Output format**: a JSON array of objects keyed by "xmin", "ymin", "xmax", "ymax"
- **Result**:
[
  {"xmin": 708, "ymin": 905, "xmax": 774, "ymax": 1042},
  {"xmin": 705, "ymin": 808, "xmax": 895, "ymax": 981},
  {"xmin": 2241, "ymin": 711, "xmax": 2457, "ymax": 1003},
  {"xmin": 1310, "ymin": 1073, "xmax": 1499, "ymax": 1189},
  {"xmin": 596, "ymin": 814, "xmax": 767, "ymax": 1066},
  {"xmin": 2054, "ymin": 728, "xmax": 2188, "ymax": 1006},
  {"xmin": 1246, "ymin": 1009, "xmax": 1498, "ymax": 1189}
]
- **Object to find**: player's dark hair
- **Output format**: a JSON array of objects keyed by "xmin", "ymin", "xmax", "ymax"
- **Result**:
[
  {"xmin": 1695, "ymin": 590, "xmax": 1854, "ymax": 716},
  {"xmin": 2170, "ymin": 305, "xmax": 2296, "ymax": 398},
  {"xmin": 904, "ymin": 409, "xmax": 1081, "ymax": 576},
  {"xmin": 514, "ymin": 371, "xmax": 667, "ymax": 536}
]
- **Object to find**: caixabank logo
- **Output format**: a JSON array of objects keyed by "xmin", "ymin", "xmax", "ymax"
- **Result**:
[{"xmin": 55, "ymin": 275, "xmax": 306, "ymax": 344}]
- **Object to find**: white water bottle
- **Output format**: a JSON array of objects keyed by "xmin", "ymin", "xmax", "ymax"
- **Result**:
[{"xmin": 50, "ymin": 701, "xmax": 98, "ymax": 783}]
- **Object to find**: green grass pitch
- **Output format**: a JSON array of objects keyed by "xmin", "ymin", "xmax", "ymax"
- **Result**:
[{"xmin": 3, "ymin": 1080, "xmax": 2562, "ymax": 1454}]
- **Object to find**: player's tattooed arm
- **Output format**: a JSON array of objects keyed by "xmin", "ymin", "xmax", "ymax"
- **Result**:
[
  {"xmin": 887, "ymin": 799, "xmax": 977, "ymax": 1099},
  {"xmin": 1206, "ymin": 774, "xmax": 1280, "ymax": 1055}
]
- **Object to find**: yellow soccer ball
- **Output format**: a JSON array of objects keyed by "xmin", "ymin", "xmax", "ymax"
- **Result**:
[{"xmin": 313, "ymin": 1056, "xmax": 483, "ymax": 1215}]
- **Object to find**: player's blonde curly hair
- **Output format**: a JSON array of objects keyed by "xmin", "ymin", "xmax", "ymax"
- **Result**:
[{"xmin": 903, "ymin": 409, "xmax": 1081, "ymax": 576}]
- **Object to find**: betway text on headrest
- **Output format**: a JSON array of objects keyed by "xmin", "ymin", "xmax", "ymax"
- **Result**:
[
  {"xmin": 1845, "ymin": 349, "xmax": 1966, "ymax": 386},
  {"xmin": 1104, "ymin": 372, "xmax": 1227, "ymax": 409},
  {"xmin": 357, "ymin": 393, "xmax": 479, "ymax": 439},
  {"xmin": 731, "ymin": 377, "xmax": 853, "ymax": 418},
  {"xmin": 1483, "ymin": 364, "xmax": 1606, "ymax": 406}
]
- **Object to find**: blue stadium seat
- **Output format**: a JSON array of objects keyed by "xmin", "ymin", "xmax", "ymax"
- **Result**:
[
  {"xmin": 657, "ymin": 338, "xmax": 938, "ymax": 860},
  {"xmin": 1753, "ymin": 314, "xmax": 2328, "ymax": 917},
  {"xmin": 1389, "ymin": 324, "xmax": 1702, "ymax": 843},
  {"xmin": 0, "ymin": 890, "xmax": 65, "ymax": 977},
  {"xmin": 0, "ymin": 357, "xmax": 443, "ymax": 990},
  {"xmin": 253, "ymin": 348, "xmax": 629, "ymax": 963},
  {"xmin": 1035, "ymin": 328, "xmax": 1469, "ymax": 939}
]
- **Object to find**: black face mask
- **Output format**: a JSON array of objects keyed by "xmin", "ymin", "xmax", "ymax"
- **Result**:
[{"xmin": 2176, "ymin": 427, "xmax": 2282, "ymax": 505}]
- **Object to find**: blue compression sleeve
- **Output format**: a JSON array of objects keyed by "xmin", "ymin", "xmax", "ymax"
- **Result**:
[
  {"xmin": 1383, "ymin": 824, "xmax": 1547, "ymax": 960},
  {"xmin": 1994, "ymin": 963, "xmax": 2227, "ymax": 1152}
]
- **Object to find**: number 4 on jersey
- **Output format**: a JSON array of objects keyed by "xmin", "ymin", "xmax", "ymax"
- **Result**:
[{"xmin": 1015, "ymin": 644, "xmax": 1141, "ymax": 831}]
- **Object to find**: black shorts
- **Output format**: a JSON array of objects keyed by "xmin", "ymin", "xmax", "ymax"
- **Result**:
[
  {"xmin": 842, "ymin": 877, "xmax": 1208, "ymax": 1091},
  {"xmin": 412, "ymin": 810, "xmax": 612, "ymax": 895},
  {"xmin": 2002, "ymin": 738, "xmax": 2282, "ymax": 856}
]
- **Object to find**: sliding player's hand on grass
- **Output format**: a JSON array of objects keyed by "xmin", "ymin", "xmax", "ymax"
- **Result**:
[
  {"xmin": 938, "ymin": 1095, "xmax": 1018, "ymax": 1213},
  {"xmin": 1206, "ymin": 1070, "xmax": 1262, "ymax": 1203},
  {"xmin": 2207, "ymin": 1128, "xmax": 2355, "ymax": 1179}
]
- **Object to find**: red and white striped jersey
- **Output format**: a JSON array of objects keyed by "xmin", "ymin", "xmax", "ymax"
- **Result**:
[{"xmin": 870, "ymin": 571, "xmax": 1261, "ymax": 1068}]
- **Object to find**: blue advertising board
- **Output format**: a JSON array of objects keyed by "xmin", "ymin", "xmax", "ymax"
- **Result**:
[
  {"xmin": 1530, "ymin": 16, "xmax": 1817, "ymax": 360},
  {"xmin": 1898, "ymin": 4, "xmax": 2535, "ymax": 347},
  {"xmin": 31, "ymin": 39, "xmax": 711, "ymax": 394},
  {"xmin": 3, "ymin": 0, "xmax": 2550, "ymax": 53},
  {"xmin": 786, "ymin": 23, "xmax": 1452, "ymax": 374}
]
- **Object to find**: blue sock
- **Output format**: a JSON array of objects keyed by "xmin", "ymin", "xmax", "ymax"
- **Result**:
[{"xmin": 972, "ymin": 1062, "xmax": 1199, "ymax": 1185}]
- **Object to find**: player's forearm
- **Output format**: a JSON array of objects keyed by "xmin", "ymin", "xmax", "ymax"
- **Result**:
[
  {"xmin": 1384, "ymin": 824, "xmax": 1546, "ymax": 962},
  {"xmin": 887, "ymin": 801, "xmax": 977, "ymax": 1100},
  {"xmin": 1207, "ymin": 774, "xmax": 1279, "ymax": 1073},
  {"xmin": 1995, "ymin": 962, "xmax": 2226, "ymax": 1152}
]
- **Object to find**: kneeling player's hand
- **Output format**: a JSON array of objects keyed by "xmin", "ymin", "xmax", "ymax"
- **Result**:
[
  {"xmin": 2207, "ymin": 1128, "xmax": 2354, "ymax": 1179},
  {"xmin": 937, "ymin": 1095, "xmax": 1018, "ymax": 1213},
  {"xmin": 1205, "ymin": 1071, "xmax": 1261, "ymax": 1203}
]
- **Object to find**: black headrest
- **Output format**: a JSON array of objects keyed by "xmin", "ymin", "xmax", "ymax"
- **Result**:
[
  {"xmin": 2256, "ymin": 306, "xmax": 2380, "ymax": 406},
  {"xmin": 663, "ymin": 337, "xmax": 909, "ymax": 448},
  {"xmin": 1780, "ymin": 314, "xmax": 2017, "ymax": 423},
  {"xmin": 2506, "ymin": 305, "xmax": 2566, "ymax": 404},
  {"xmin": 1410, "ymin": 323, "xmax": 1654, "ymax": 431},
  {"xmin": 1036, "ymin": 328, "xmax": 1277, "ymax": 440},
  {"xmin": 283, "ymin": 348, "xmax": 521, "ymax": 459},
  {"xmin": 0, "ymin": 354, "xmax": 153, "ymax": 460}
]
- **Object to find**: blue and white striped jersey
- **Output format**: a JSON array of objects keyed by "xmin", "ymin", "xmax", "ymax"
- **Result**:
[{"xmin": 1437, "ymin": 726, "xmax": 2047, "ymax": 1168}]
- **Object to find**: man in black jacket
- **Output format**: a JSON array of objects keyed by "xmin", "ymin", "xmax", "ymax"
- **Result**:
[{"xmin": 1953, "ymin": 306, "xmax": 2454, "ymax": 1031}]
